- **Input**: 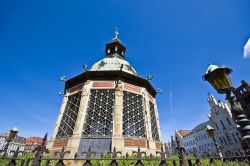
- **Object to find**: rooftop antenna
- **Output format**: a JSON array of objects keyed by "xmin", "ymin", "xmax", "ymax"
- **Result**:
[
  {"xmin": 115, "ymin": 26, "xmax": 119, "ymax": 39},
  {"xmin": 169, "ymin": 85, "xmax": 177, "ymax": 133}
]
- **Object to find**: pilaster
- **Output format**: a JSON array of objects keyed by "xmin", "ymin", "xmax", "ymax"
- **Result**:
[
  {"xmin": 67, "ymin": 82, "xmax": 91, "ymax": 158},
  {"xmin": 154, "ymin": 100, "xmax": 162, "ymax": 143},
  {"xmin": 46, "ymin": 95, "xmax": 68, "ymax": 150},
  {"xmin": 112, "ymin": 81, "xmax": 124, "ymax": 149},
  {"xmin": 143, "ymin": 89, "xmax": 156, "ymax": 150}
]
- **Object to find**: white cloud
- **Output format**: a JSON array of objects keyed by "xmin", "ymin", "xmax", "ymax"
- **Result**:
[{"xmin": 243, "ymin": 38, "xmax": 250, "ymax": 58}]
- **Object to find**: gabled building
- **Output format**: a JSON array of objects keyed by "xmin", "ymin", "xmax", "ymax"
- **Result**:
[
  {"xmin": 170, "ymin": 130, "xmax": 191, "ymax": 155},
  {"xmin": 0, "ymin": 133, "xmax": 25, "ymax": 155},
  {"xmin": 25, "ymin": 137, "xmax": 44, "ymax": 152},
  {"xmin": 174, "ymin": 95, "xmax": 243, "ymax": 157},
  {"xmin": 208, "ymin": 95, "xmax": 242, "ymax": 156},
  {"xmin": 191, "ymin": 121, "xmax": 215, "ymax": 157}
]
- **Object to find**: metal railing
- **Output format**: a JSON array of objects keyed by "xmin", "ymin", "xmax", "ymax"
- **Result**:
[
  {"xmin": 1, "ymin": 146, "xmax": 250, "ymax": 166},
  {"xmin": 1, "ymin": 133, "xmax": 249, "ymax": 166}
]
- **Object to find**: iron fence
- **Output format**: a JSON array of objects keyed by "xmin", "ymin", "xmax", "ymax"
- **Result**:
[
  {"xmin": 0, "ymin": 155, "xmax": 250, "ymax": 166},
  {"xmin": 0, "ymin": 147, "xmax": 250, "ymax": 166},
  {"xmin": 0, "ymin": 134, "xmax": 249, "ymax": 166}
]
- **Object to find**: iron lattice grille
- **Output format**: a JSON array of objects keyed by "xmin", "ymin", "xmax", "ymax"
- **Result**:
[
  {"xmin": 123, "ymin": 91, "xmax": 146, "ymax": 138},
  {"xmin": 56, "ymin": 93, "xmax": 81, "ymax": 139},
  {"xmin": 82, "ymin": 89, "xmax": 115, "ymax": 137},
  {"xmin": 149, "ymin": 101, "xmax": 160, "ymax": 141}
]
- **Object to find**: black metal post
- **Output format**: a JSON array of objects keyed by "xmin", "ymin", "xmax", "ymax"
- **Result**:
[
  {"xmin": 32, "ymin": 133, "xmax": 49, "ymax": 166},
  {"xmin": 207, "ymin": 147, "xmax": 214, "ymax": 164},
  {"xmin": 225, "ymin": 88, "xmax": 250, "ymax": 153},
  {"xmin": 133, "ymin": 147, "xmax": 146, "ymax": 166},
  {"xmin": 211, "ymin": 137, "xmax": 223, "ymax": 159},
  {"xmin": 175, "ymin": 137, "xmax": 186, "ymax": 166}
]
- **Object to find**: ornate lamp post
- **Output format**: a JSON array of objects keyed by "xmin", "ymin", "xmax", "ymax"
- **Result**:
[
  {"xmin": 1, "ymin": 127, "xmax": 19, "ymax": 157},
  {"xmin": 206, "ymin": 125, "xmax": 223, "ymax": 158},
  {"xmin": 202, "ymin": 64, "xmax": 250, "ymax": 154}
]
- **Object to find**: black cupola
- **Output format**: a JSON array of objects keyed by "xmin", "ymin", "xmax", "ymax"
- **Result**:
[{"xmin": 105, "ymin": 28, "xmax": 126, "ymax": 58}]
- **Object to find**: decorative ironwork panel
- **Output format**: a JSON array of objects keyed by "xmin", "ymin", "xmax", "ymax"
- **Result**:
[
  {"xmin": 123, "ymin": 91, "xmax": 146, "ymax": 138},
  {"xmin": 82, "ymin": 89, "xmax": 115, "ymax": 137},
  {"xmin": 78, "ymin": 138, "xmax": 111, "ymax": 155},
  {"xmin": 56, "ymin": 93, "xmax": 81, "ymax": 139},
  {"xmin": 149, "ymin": 101, "xmax": 160, "ymax": 141}
]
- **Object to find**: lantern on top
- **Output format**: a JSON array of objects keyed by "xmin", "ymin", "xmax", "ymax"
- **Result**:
[
  {"xmin": 7, "ymin": 127, "xmax": 18, "ymax": 141},
  {"xmin": 202, "ymin": 64, "xmax": 233, "ymax": 94},
  {"xmin": 206, "ymin": 125, "xmax": 215, "ymax": 138}
]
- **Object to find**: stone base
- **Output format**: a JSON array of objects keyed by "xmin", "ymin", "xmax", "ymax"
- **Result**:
[
  {"xmin": 47, "ymin": 136, "xmax": 81, "ymax": 158},
  {"xmin": 48, "ymin": 137, "xmax": 162, "ymax": 157}
]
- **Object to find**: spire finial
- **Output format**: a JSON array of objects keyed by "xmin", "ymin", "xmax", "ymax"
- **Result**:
[{"xmin": 114, "ymin": 26, "xmax": 119, "ymax": 39}]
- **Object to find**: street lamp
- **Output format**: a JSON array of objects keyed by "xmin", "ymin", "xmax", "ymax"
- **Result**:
[
  {"xmin": 1, "ymin": 127, "xmax": 19, "ymax": 157},
  {"xmin": 202, "ymin": 64, "xmax": 233, "ymax": 94},
  {"xmin": 203, "ymin": 64, "xmax": 250, "ymax": 153},
  {"xmin": 206, "ymin": 125, "xmax": 223, "ymax": 159}
]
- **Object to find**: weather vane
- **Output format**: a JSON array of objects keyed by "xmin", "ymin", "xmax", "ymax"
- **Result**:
[{"xmin": 115, "ymin": 26, "xmax": 119, "ymax": 39}]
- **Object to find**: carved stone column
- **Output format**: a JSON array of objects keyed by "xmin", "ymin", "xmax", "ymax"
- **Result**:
[
  {"xmin": 154, "ymin": 100, "xmax": 162, "ymax": 142},
  {"xmin": 143, "ymin": 90, "xmax": 156, "ymax": 153},
  {"xmin": 112, "ymin": 81, "xmax": 124, "ymax": 151},
  {"xmin": 67, "ymin": 82, "xmax": 91, "ymax": 158},
  {"xmin": 46, "ymin": 95, "xmax": 68, "ymax": 150}
]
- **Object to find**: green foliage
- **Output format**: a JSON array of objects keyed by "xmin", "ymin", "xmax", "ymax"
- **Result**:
[{"xmin": 0, "ymin": 153, "xmax": 249, "ymax": 166}]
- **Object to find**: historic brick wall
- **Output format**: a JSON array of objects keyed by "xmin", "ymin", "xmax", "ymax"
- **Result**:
[
  {"xmin": 124, "ymin": 83, "xmax": 141, "ymax": 93},
  {"xmin": 92, "ymin": 81, "xmax": 114, "ymax": 88},
  {"xmin": 124, "ymin": 139, "xmax": 146, "ymax": 147},
  {"xmin": 53, "ymin": 139, "xmax": 68, "ymax": 148}
]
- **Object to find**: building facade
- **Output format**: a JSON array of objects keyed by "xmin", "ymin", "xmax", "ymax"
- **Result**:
[
  {"xmin": 208, "ymin": 95, "xmax": 242, "ymax": 156},
  {"xmin": 25, "ymin": 137, "xmax": 44, "ymax": 152},
  {"xmin": 47, "ymin": 34, "xmax": 162, "ymax": 157},
  {"xmin": 0, "ymin": 133, "xmax": 25, "ymax": 155},
  {"xmin": 190, "ymin": 121, "xmax": 215, "ymax": 157},
  {"xmin": 181, "ymin": 132, "xmax": 196, "ymax": 156},
  {"xmin": 174, "ymin": 95, "xmax": 243, "ymax": 157},
  {"xmin": 172, "ymin": 130, "xmax": 191, "ymax": 155}
]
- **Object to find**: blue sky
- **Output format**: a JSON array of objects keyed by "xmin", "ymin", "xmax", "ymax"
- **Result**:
[{"xmin": 0, "ymin": 0, "xmax": 249, "ymax": 141}]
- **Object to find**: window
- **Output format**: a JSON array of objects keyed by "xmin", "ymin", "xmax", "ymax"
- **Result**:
[
  {"xmin": 236, "ymin": 133, "xmax": 241, "ymax": 142},
  {"xmin": 149, "ymin": 101, "xmax": 160, "ymax": 141},
  {"xmin": 56, "ymin": 93, "xmax": 82, "ymax": 139},
  {"xmin": 123, "ymin": 91, "xmax": 146, "ymax": 138},
  {"xmin": 220, "ymin": 137, "xmax": 224, "ymax": 144},
  {"xmin": 82, "ymin": 89, "xmax": 115, "ymax": 137},
  {"xmin": 215, "ymin": 123, "xmax": 219, "ymax": 130},
  {"xmin": 232, "ymin": 133, "xmax": 238, "ymax": 143},
  {"xmin": 220, "ymin": 120, "xmax": 226, "ymax": 129},
  {"xmin": 223, "ymin": 137, "xmax": 227, "ymax": 145},
  {"xmin": 226, "ymin": 118, "xmax": 232, "ymax": 126}
]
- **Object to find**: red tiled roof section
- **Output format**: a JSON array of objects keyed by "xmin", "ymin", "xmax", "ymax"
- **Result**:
[
  {"xmin": 177, "ymin": 130, "xmax": 191, "ymax": 137},
  {"xmin": 25, "ymin": 137, "xmax": 43, "ymax": 144}
]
